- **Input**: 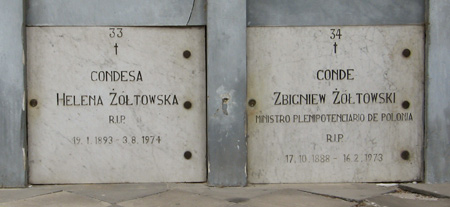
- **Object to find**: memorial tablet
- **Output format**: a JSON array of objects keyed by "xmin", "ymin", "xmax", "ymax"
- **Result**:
[
  {"xmin": 27, "ymin": 27, "xmax": 206, "ymax": 183},
  {"xmin": 248, "ymin": 26, "xmax": 424, "ymax": 183}
]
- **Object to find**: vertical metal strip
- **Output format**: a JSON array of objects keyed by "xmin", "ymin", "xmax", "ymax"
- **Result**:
[
  {"xmin": 425, "ymin": 0, "xmax": 450, "ymax": 183},
  {"xmin": 0, "ymin": 0, "xmax": 27, "ymax": 187},
  {"xmin": 207, "ymin": 0, "xmax": 247, "ymax": 186}
]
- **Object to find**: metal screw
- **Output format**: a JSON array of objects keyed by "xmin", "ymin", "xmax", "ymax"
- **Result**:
[
  {"xmin": 402, "ymin": 101, "xmax": 410, "ymax": 109},
  {"xmin": 184, "ymin": 151, "xmax": 192, "ymax": 160},
  {"xmin": 401, "ymin": 151, "xmax": 410, "ymax": 160},
  {"xmin": 184, "ymin": 101, "xmax": 192, "ymax": 109},
  {"xmin": 402, "ymin": 49, "xmax": 411, "ymax": 58},
  {"xmin": 183, "ymin": 50, "xmax": 191, "ymax": 59},
  {"xmin": 248, "ymin": 99, "xmax": 256, "ymax": 107},
  {"xmin": 30, "ymin": 99, "xmax": 38, "ymax": 107}
]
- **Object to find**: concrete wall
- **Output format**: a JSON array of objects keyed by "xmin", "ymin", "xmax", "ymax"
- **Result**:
[
  {"xmin": 0, "ymin": 0, "xmax": 27, "ymax": 187},
  {"xmin": 27, "ymin": 0, "xmax": 205, "ymax": 26},
  {"xmin": 0, "ymin": 0, "xmax": 449, "ymax": 187},
  {"xmin": 425, "ymin": 0, "xmax": 450, "ymax": 183},
  {"xmin": 207, "ymin": 0, "xmax": 247, "ymax": 186}
]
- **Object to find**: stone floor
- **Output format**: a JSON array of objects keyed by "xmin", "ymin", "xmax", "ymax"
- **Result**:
[{"xmin": 0, "ymin": 183, "xmax": 449, "ymax": 207}]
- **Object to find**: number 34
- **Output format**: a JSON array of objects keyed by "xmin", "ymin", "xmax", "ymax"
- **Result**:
[{"xmin": 330, "ymin": 28, "xmax": 342, "ymax": 39}]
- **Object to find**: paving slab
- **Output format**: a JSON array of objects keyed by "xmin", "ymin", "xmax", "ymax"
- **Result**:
[
  {"xmin": 247, "ymin": 183, "xmax": 396, "ymax": 202},
  {"xmin": 58, "ymin": 183, "xmax": 169, "ymax": 204},
  {"xmin": 367, "ymin": 194, "xmax": 450, "ymax": 207},
  {"xmin": 166, "ymin": 183, "xmax": 211, "ymax": 192},
  {"xmin": 0, "ymin": 191, "xmax": 110, "ymax": 207},
  {"xmin": 294, "ymin": 183, "xmax": 397, "ymax": 202},
  {"xmin": 400, "ymin": 183, "xmax": 450, "ymax": 198},
  {"xmin": 241, "ymin": 189, "xmax": 356, "ymax": 207},
  {"xmin": 388, "ymin": 190, "xmax": 441, "ymax": 201},
  {"xmin": 117, "ymin": 189, "xmax": 233, "ymax": 207},
  {"xmin": 168, "ymin": 183, "xmax": 275, "ymax": 202},
  {"xmin": 248, "ymin": 184, "xmax": 323, "ymax": 190},
  {"xmin": 107, "ymin": 205, "xmax": 124, "ymax": 207},
  {"xmin": 0, "ymin": 186, "xmax": 62, "ymax": 203}
]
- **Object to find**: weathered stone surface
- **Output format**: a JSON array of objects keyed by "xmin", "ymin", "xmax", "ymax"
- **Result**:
[
  {"xmin": 0, "ymin": 191, "xmax": 110, "ymax": 207},
  {"xmin": 242, "ymin": 189, "xmax": 355, "ymax": 207},
  {"xmin": 0, "ymin": 186, "xmax": 61, "ymax": 203},
  {"xmin": 118, "ymin": 190, "xmax": 232, "ymax": 207},
  {"xmin": 27, "ymin": 27, "xmax": 206, "ymax": 183},
  {"xmin": 247, "ymin": 26, "xmax": 424, "ymax": 183},
  {"xmin": 3, "ymin": 183, "xmax": 450, "ymax": 207},
  {"xmin": 60, "ymin": 183, "xmax": 169, "ymax": 203},
  {"xmin": 368, "ymin": 194, "xmax": 450, "ymax": 207},
  {"xmin": 400, "ymin": 183, "xmax": 450, "ymax": 198},
  {"xmin": 296, "ymin": 184, "xmax": 396, "ymax": 201},
  {"xmin": 168, "ymin": 183, "xmax": 274, "ymax": 201}
]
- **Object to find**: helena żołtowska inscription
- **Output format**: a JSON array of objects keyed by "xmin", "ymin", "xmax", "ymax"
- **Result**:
[{"xmin": 27, "ymin": 27, "xmax": 206, "ymax": 183}]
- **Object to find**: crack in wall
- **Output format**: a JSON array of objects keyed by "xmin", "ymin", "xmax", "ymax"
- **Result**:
[{"xmin": 186, "ymin": 0, "xmax": 196, "ymax": 25}]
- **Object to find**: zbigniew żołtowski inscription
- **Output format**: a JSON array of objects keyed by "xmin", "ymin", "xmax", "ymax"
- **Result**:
[
  {"xmin": 27, "ymin": 27, "xmax": 206, "ymax": 183},
  {"xmin": 248, "ymin": 26, "xmax": 424, "ymax": 183}
]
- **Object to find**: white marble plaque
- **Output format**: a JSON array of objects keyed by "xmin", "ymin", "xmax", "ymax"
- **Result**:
[
  {"xmin": 27, "ymin": 27, "xmax": 206, "ymax": 183},
  {"xmin": 248, "ymin": 26, "xmax": 424, "ymax": 183}
]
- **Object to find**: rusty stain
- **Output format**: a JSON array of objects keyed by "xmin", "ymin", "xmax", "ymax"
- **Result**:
[
  {"xmin": 222, "ymin": 98, "xmax": 229, "ymax": 115},
  {"xmin": 30, "ymin": 99, "xmax": 38, "ymax": 107},
  {"xmin": 248, "ymin": 99, "xmax": 256, "ymax": 107},
  {"xmin": 401, "ymin": 150, "xmax": 410, "ymax": 160}
]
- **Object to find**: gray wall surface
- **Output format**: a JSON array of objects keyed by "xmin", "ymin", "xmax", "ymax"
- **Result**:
[
  {"xmin": 29, "ymin": 0, "xmax": 425, "ymax": 27},
  {"xmin": 248, "ymin": 0, "xmax": 425, "ymax": 26},
  {"xmin": 207, "ymin": 0, "xmax": 247, "ymax": 186},
  {"xmin": 425, "ymin": 0, "xmax": 450, "ymax": 183},
  {"xmin": 27, "ymin": 0, "xmax": 206, "ymax": 26},
  {"xmin": 2, "ymin": 0, "xmax": 449, "ymax": 187},
  {"xmin": 0, "ymin": 0, "xmax": 27, "ymax": 187}
]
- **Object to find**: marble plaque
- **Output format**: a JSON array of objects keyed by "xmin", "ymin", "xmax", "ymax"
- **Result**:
[
  {"xmin": 27, "ymin": 27, "xmax": 206, "ymax": 183},
  {"xmin": 247, "ymin": 26, "xmax": 424, "ymax": 183}
]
